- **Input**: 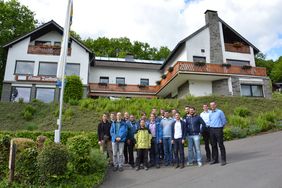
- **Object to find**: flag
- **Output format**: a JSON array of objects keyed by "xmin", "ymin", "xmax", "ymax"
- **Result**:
[{"xmin": 57, "ymin": 0, "xmax": 73, "ymax": 79}]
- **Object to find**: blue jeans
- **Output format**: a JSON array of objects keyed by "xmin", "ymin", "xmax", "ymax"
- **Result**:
[
  {"xmin": 163, "ymin": 137, "xmax": 172, "ymax": 165},
  {"xmin": 188, "ymin": 135, "xmax": 202, "ymax": 163}
]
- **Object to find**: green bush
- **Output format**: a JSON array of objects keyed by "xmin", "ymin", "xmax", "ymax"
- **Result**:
[
  {"xmin": 15, "ymin": 147, "xmax": 38, "ymax": 184},
  {"xmin": 68, "ymin": 99, "xmax": 79, "ymax": 106},
  {"xmin": 223, "ymin": 127, "xmax": 233, "ymax": 141},
  {"xmin": 228, "ymin": 115, "xmax": 250, "ymax": 129},
  {"xmin": 37, "ymin": 143, "xmax": 69, "ymax": 182},
  {"xmin": 64, "ymin": 75, "xmax": 83, "ymax": 103},
  {"xmin": 234, "ymin": 107, "xmax": 251, "ymax": 117},
  {"xmin": 248, "ymin": 124, "xmax": 263, "ymax": 135},
  {"xmin": 256, "ymin": 116, "xmax": 272, "ymax": 132},
  {"xmin": 79, "ymin": 98, "xmax": 95, "ymax": 110},
  {"xmin": 21, "ymin": 105, "xmax": 36, "ymax": 121},
  {"xmin": 67, "ymin": 135, "xmax": 93, "ymax": 175},
  {"xmin": 64, "ymin": 107, "xmax": 74, "ymax": 121},
  {"xmin": 0, "ymin": 135, "xmax": 11, "ymax": 178},
  {"xmin": 24, "ymin": 122, "xmax": 38, "ymax": 131},
  {"xmin": 230, "ymin": 127, "xmax": 248, "ymax": 139}
]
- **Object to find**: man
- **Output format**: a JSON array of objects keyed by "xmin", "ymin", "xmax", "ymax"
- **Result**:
[
  {"xmin": 124, "ymin": 114, "xmax": 138, "ymax": 168},
  {"xmin": 186, "ymin": 107, "xmax": 206, "ymax": 167},
  {"xmin": 160, "ymin": 110, "xmax": 174, "ymax": 166},
  {"xmin": 123, "ymin": 112, "xmax": 130, "ymax": 123},
  {"xmin": 110, "ymin": 112, "xmax": 128, "ymax": 172},
  {"xmin": 200, "ymin": 104, "xmax": 212, "ymax": 162},
  {"xmin": 152, "ymin": 108, "xmax": 161, "ymax": 123},
  {"xmin": 209, "ymin": 102, "xmax": 227, "ymax": 166},
  {"xmin": 123, "ymin": 111, "xmax": 130, "ymax": 165},
  {"xmin": 171, "ymin": 113, "xmax": 186, "ymax": 169},
  {"xmin": 171, "ymin": 109, "xmax": 177, "ymax": 120},
  {"xmin": 97, "ymin": 113, "xmax": 113, "ymax": 166},
  {"xmin": 148, "ymin": 113, "xmax": 162, "ymax": 168},
  {"xmin": 110, "ymin": 112, "xmax": 116, "ymax": 123},
  {"xmin": 183, "ymin": 106, "xmax": 191, "ymax": 120}
]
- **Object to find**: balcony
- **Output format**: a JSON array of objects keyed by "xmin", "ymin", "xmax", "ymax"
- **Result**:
[
  {"xmin": 225, "ymin": 43, "xmax": 250, "ymax": 54},
  {"xmin": 89, "ymin": 83, "xmax": 159, "ymax": 98},
  {"xmin": 27, "ymin": 45, "xmax": 71, "ymax": 56}
]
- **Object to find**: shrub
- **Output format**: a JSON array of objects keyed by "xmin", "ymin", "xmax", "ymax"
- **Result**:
[
  {"xmin": 228, "ymin": 115, "xmax": 250, "ymax": 129},
  {"xmin": 15, "ymin": 147, "xmax": 38, "ymax": 184},
  {"xmin": 89, "ymin": 148, "xmax": 107, "ymax": 172},
  {"xmin": 12, "ymin": 138, "xmax": 36, "ymax": 153},
  {"xmin": 161, "ymin": 74, "xmax": 167, "ymax": 79},
  {"xmin": 230, "ymin": 127, "xmax": 248, "ymax": 139},
  {"xmin": 248, "ymin": 124, "xmax": 263, "ymax": 135},
  {"xmin": 68, "ymin": 99, "xmax": 79, "ymax": 106},
  {"xmin": 37, "ymin": 143, "xmax": 69, "ymax": 182},
  {"xmin": 25, "ymin": 122, "xmax": 38, "ymax": 131},
  {"xmin": 21, "ymin": 105, "xmax": 36, "ymax": 121},
  {"xmin": 79, "ymin": 98, "xmax": 95, "ymax": 110},
  {"xmin": 223, "ymin": 126, "xmax": 233, "ymax": 141},
  {"xmin": 67, "ymin": 135, "xmax": 93, "ymax": 175},
  {"xmin": 234, "ymin": 107, "xmax": 251, "ymax": 117},
  {"xmin": 64, "ymin": 107, "xmax": 74, "ymax": 121},
  {"xmin": 256, "ymin": 116, "xmax": 273, "ymax": 132},
  {"xmin": 64, "ymin": 75, "xmax": 83, "ymax": 103},
  {"xmin": 0, "ymin": 135, "xmax": 11, "ymax": 178}
]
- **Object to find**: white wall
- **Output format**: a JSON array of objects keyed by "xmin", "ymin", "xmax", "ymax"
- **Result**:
[
  {"xmin": 89, "ymin": 66, "xmax": 161, "ymax": 86},
  {"xmin": 4, "ymin": 31, "xmax": 90, "ymax": 85},
  {"xmin": 189, "ymin": 80, "xmax": 212, "ymax": 96},
  {"xmin": 186, "ymin": 27, "xmax": 210, "ymax": 63}
]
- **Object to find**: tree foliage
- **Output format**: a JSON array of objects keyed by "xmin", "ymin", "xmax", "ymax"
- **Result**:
[
  {"xmin": 0, "ymin": 0, "xmax": 37, "ymax": 91},
  {"xmin": 83, "ymin": 37, "xmax": 171, "ymax": 60}
]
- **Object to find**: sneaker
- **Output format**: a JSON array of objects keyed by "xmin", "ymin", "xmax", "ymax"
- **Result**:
[
  {"xmin": 187, "ymin": 162, "xmax": 193, "ymax": 166},
  {"xmin": 175, "ymin": 164, "xmax": 179, "ymax": 168},
  {"xmin": 144, "ymin": 166, "xmax": 149, "ymax": 171},
  {"xmin": 221, "ymin": 161, "xmax": 227, "ymax": 166},
  {"xmin": 118, "ymin": 166, "xmax": 124, "ymax": 172},
  {"xmin": 113, "ymin": 166, "xmax": 118, "ymax": 172},
  {"xmin": 198, "ymin": 162, "xmax": 202, "ymax": 167},
  {"xmin": 180, "ymin": 164, "xmax": 185, "ymax": 169},
  {"xmin": 210, "ymin": 160, "xmax": 219, "ymax": 165},
  {"xmin": 135, "ymin": 167, "xmax": 140, "ymax": 171}
]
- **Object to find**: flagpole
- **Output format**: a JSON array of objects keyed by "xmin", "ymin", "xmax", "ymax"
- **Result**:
[{"xmin": 55, "ymin": 0, "xmax": 73, "ymax": 143}]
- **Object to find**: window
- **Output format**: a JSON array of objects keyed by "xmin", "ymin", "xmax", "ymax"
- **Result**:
[
  {"xmin": 227, "ymin": 59, "xmax": 250, "ymax": 66},
  {"xmin": 99, "ymin": 77, "xmax": 109, "ymax": 84},
  {"xmin": 140, "ymin": 78, "xmax": 149, "ymax": 86},
  {"xmin": 193, "ymin": 56, "xmax": 206, "ymax": 63},
  {"xmin": 116, "ymin": 77, "xmax": 125, "ymax": 85},
  {"xmin": 35, "ymin": 41, "xmax": 51, "ymax": 46},
  {"xmin": 54, "ymin": 41, "xmax": 61, "ymax": 47},
  {"xmin": 11, "ymin": 87, "xmax": 31, "ymax": 102},
  {"xmin": 241, "ymin": 84, "xmax": 263, "ymax": 97},
  {"xmin": 15, "ymin": 61, "xmax": 34, "ymax": 75},
  {"xmin": 36, "ymin": 88, "xmax": 55, "ymax": 103},
  {"xmin": 38, "ymin": 62, "xmax": 57, "ymax": 76},
  {"xmin": 66, "ymin": 63, "xmax": 80, "ymax": 76}
]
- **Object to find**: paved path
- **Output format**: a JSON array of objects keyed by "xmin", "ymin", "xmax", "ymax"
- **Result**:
[{"xmin": 100, "ymin": 131, "xmax": 282, "ymax": 188}]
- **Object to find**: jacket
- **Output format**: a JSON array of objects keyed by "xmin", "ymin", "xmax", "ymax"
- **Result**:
[
  {"xmin": 148, "ymin": 120, "xmax": 163, "ymax": 143},
  {"xmin": 110, "ymin": 120, "xmax": 127, "ymax": 142},
  {"xmin": 134, "ymin": 127, "xmax": 152, "ymax": 149},
  {"xmin": 171, "ymin": 120, "xmax": 186, "ymax": 140},
  {"xmin": 97, "ymin": 120, "xmax": 111, "ymax": 141},
  {"xmin": 185, "ymin": 115, "xmax": 206, "ymax": 136},
  {"xmin": 126, "ymin": 121, "xmax": 139, "ymax": 140}
]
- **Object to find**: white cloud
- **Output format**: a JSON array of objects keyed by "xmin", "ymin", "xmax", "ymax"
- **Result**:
[{"xmin": 18, "ymin": 0, "xmax": 282, "ymax": 58}]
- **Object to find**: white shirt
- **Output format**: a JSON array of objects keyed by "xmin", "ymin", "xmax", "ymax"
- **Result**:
[
  {"xmin": 174, "ymin": 120, "xmax": 182, "ymax": 139},
  {"xmin": 200, "ymin": 110, "xmax": 210, "ymax": 127}
]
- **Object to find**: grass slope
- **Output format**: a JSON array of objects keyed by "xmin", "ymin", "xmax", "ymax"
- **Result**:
[{"xmin": 0, "ymin": 96, "xmax": 282, "ymax": 132}]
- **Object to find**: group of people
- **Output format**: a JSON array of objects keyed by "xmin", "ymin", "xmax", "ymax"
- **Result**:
[{"xmin": 97, "ymin": 101, "xmax": 227, "ymax": 172}]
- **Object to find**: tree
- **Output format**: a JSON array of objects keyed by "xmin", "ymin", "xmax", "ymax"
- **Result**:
[
  {"xmin": 64, "ymin": 75, "xmax": 83, "ymax": 103},
  {"xmin": 270, "ymin": 57, "xmax": 282, "ymax": 83},
  {"xmin": 255, "ymin": 52, "xmax": 274, "ymax": 76},
  {"xmin": 0, "ymin": 0, "xmax": 37, "ymax": 93}
]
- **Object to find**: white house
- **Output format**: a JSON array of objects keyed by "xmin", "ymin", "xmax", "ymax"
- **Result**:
[{"xmin": 1, "ymin": 10, "xmax": 272, "ymax": 102}]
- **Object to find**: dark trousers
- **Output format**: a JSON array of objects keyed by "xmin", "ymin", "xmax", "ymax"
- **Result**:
[
  {"xmin": 124, "ymin": 140, "xmax": 134, "ymax": 165},
  {"xmin": 136, "ymin": 149, "xmax": 149, "ymax": 168},
  {"xmin": 159, "ymin": 142, "xmax": 164, "ymax": 160},
  {"xmin": 202, "ymin": 127, "xmax": 211, "ymax": 161},
  {"xmin": 174, "ymin": 138, "xmax": 185, "ymax": 165},
  {"xmin": 149, "ymin": 138, "xmax": 160, "ymax": 165},
  {"xmin": 210, "ymin": 127, "xmax": 226, "ymax": 162}
]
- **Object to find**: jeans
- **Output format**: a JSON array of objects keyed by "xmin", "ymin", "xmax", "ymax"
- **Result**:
[
  {"xmin": 163, "ymin": 137, "xmax": 172, "ymax": 165},
  {"xmin": 124, "ymin": 139, "xmax": 134, "ymax": 165},
  {"xmin": 112, "ymin": 142, "xmax": 124, "ymax": 167},
  {"xmin": 210, "ymin": 127, "xmax": 226, "ymax": 162},
  {"xmin": 202, "ymin": 127, "xmax": 211, "ymax": 161},
  {"xmin": 149, "ymin": 138, "xmax": 161, "ymax": 165},
  {"xmin": 188, "ymin": 135, "xmax": 202, "ymax": 163},
  {"xmin": 174, "ymin": 138, "xmax": 185, "ymax": 165}
]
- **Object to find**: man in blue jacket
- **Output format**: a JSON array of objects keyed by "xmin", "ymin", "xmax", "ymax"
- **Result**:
[
  {"xmin": 171, "ymin": 113, "xmax": 186, "ymax": 169},
  {"xmin": 185, "ymin": 107, "xmax": 206, "ymax": 167},
  {"xmin": 110, "ymin": 112, "xmax": 128, "ymax": 172},
  {"xmin": 148, "ymin": 113, "xmax": 163, "ymax": 168},
  {"xmin": 125, "ymin": 114, "xmax": 138, "ymax": 168}
]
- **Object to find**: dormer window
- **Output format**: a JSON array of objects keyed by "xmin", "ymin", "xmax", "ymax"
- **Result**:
[{"xmin": 35, "ymin": 41, "xmax": 51, "ymax": 46}]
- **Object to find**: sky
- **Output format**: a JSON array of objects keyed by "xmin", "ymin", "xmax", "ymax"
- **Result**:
[{"xmin": 18, "ymin": 0, "xmax": 282, "ymax": 60}]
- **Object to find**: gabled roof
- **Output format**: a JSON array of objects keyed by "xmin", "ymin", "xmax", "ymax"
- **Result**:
[
  {"xmin": 160, "ymin": 25, "xmax": 209, "ymax": 70},
  {"xmin": 3, "ymin": 20, "xmax": 93, "ymax": 55}
]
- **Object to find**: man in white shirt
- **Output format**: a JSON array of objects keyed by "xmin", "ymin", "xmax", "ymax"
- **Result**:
[{"xmin": 200, "ymin": 104, "xmax": 211, "ymax": 162}]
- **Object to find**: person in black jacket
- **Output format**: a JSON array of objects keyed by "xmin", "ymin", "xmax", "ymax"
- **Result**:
[
  {"xmin": 171, "ymin": 113, "xmax": 186, "ymax": 169},
  {"xmin": 185, "ymin": 107, "xmax": 206, "ymax": 167},
  {"xmin": 98, "ymin": 113, "xmax": 113, "ymax": 166}
]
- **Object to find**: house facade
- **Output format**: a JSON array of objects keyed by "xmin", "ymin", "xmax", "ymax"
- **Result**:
[{"xmin": 1, "ymin": 10, "xmax": 272, "ymax": 102}]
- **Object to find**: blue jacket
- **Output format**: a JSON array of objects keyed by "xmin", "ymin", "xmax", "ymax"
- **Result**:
[
  {"xmin": 148, "ymin": 121, "xmax": 163, "ymax": 143},
  {"xmin": 110, "ymin": 120, "xmax": 127, "ymax": 142},
  {"xmin": 185, "ymin": 115, "xmax": 206, "ymax": 136},
  {"xmin": 171, "ymin": 120, "xmax": 186, "ymax": 140},
  {"xmin": 126, "ymin": 121, "xmax": 139, "ymax": 140}
]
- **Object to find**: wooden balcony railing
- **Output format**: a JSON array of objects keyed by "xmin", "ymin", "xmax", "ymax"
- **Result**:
[
  {"xmin": 225, "ymin": 43, "xmax": 250, "ymax": 54},
  {"xmin": 159, "ymin": 61, "xmax": 267, "ymax": 89},
  {"xmin": 89, "ymin": 83, "xmax": 160, "ymax": 94},
  {"xmin": 27, "ymin": 45, "xmax": 71, "ymax": 56}
]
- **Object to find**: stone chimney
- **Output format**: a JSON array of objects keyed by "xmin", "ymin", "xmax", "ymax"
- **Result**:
[{"xmin": 205, "ymin": 10, "xmax": 223, "ymax": 64}]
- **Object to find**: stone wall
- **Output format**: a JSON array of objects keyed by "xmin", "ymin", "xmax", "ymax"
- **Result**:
[
  {"xmin": 1, "ymin": 83, "xmax": 12, "ymax": 101},
  {"xmin": 212, "ymin": 79, "xmax": 231, "ymax": 96},
  {"xmin": 177, "ymin": 81, "xmax": 190, "ymax": 99}
]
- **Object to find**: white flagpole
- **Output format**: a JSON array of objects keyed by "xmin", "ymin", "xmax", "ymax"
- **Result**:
[{"xmin": 55, "ymin": 0, "xmax": 73, "ymax": 143}]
